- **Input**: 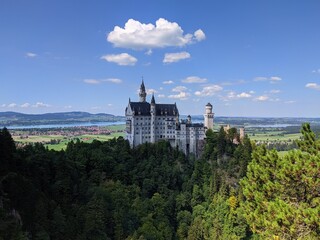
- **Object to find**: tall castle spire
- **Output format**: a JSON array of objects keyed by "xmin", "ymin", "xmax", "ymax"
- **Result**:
[{"xmin": 139, "ymin": 78, "xmax": 147, "ymax": 102}]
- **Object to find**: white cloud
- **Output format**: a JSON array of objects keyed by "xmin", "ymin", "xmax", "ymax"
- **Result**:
[
  {"xmin": 101, "ymin": 53, "xmax": 137, "ymax": 66},
  {"xmin": 168, "ymin": 85, "xmax": 190, "ymax": 100},
  {"xmin": 84, "ymin": 79, "xmax": 100, "ymax": 84},
  {"xmin": 312, "ymin": 69, "xmax": 320, "ymax": 73},
  {"xmin": 64, "ymin": 105, "xmax": 72, "ymax": 109},
  {"xmin": 163, "ymin": 80, "xmax": 174, "ymax": 84},
  {"xmin": 237, "ymin": 92, "xmax": 252, "ymax": 98},
  {"xmin": 107, "ymin": 103, "xmax": 113, "ymax": 107},
  {"xmin": 158, "ymin": 94, "xmax": 166, "ymax": 98},
  {"xmin": 163, "ymin": 51, "xmax": 191, "ymax": 63},
  {"xmin": 168, "ymin": 92, "xmax": 190, "ymax": 100},
  {"xmin": 306, "ymin": 82, "xmax": 320, "ymax": 90},
  {"xmin": 226, "ymin": 91, "xmax": 236, "ymax": 100},
  {"xmin": 254, "ymin": 76, "xmax": 282, "ymax": 83},
  {"xmin": 8, "ymin": 103, "xmax": 17, "ymax": 108},
  {"xmin": 194, "ymin": 29, "xmax": 206, "ymax": 41},
  {"xmin": 194, "ymin": 84, "xmax": 223, "ymax": 96},
  {"xmin": 84, "ymin": 78, "xmax": 123, "ymax": 85},
  {"xmin": 270, "ymin": 89, "xmax": 281, "ymax": 94},
  {"xmin": 1, "ymin": 104, "xmax": 6, "ymax": 107},
  {"xmin": 33, "ymin": 102, "xmax": 50, "ymax": 108},
  {"xmin": 223, "ymin": 91, "xmax": 252, "ymax": 100},
  {"xmin": 270, "ymin": 76, "xmax": 282, "ymax": 81},
  {"xmin": 146, "ymin": 88, "xmax": 158, "ymax": 94},
  {"xmin": 107, "ymin": 18, "xmax": 205, "ymax": 50},
  {"xmin": 26, "ymin": 52, "xmax": 37, "ymax": 58},
  {"xmin": 255, "ymin": 95, "xmax": 269, "ymax": 101},
  {"xmin": 182, "ymin": 76, "xmax": 207, "ymax": 84},
  {"xmin": 172, "ymin": 86, "xmax": 188, "ymax": 92},
  {"xmin": 145, "ymin": 49, "xmax": 153, "ymax": 55},
  {"xmin": 105, "ymin": 78, "xmax": 122, "ymax": 84},
  {"xmin": 21, "ymin": 103, "xmax": 31, "ymax": 108}
]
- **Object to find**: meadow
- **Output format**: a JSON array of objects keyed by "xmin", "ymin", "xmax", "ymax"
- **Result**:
[{"xmin": 12, "ymin": 125, "xmax": 126, "ymax": 151}]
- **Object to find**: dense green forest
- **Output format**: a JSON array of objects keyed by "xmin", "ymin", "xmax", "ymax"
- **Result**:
[{"xmin": 0, "ymin": 124, "xmax": 319, "ymax": 239}]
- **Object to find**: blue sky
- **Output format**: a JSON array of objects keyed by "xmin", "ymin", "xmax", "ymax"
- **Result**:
[{"xmin": 1, "ymin": 0, "xmax": 320, "ymax": 117}]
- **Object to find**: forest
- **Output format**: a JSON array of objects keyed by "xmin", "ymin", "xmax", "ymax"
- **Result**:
[{"xmin": 0, "ymin": 124, "xmax": 319, "ymax": 239}]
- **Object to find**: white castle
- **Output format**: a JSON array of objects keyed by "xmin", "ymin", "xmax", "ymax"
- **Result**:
[{"xmin": 125, "ymin": 80, "xmax": 214, "ymax": 156}]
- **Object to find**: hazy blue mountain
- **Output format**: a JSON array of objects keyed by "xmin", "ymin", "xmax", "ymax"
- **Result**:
[{"xmin": 0, "ymin": 111, "xmax": 125, "ymax": 126}]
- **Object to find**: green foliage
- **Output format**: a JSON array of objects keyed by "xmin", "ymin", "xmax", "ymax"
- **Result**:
[
  {"xmin": 241, "ymin": 123, "xmax": 320, "ymax": 239},
  {"xmin": 0, "ymin": 126, "xmax": 255, "ymax": 239}
]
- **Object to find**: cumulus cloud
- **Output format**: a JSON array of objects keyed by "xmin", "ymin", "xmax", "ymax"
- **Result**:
[
  {"xmin": 33, "ymin": 102, "xmax": 50, "ymax": 108},
  {"xmin": 172, "ymin": 86, "xmax": 188, "ymax": 92},
  {"xmin": 101, "ymin": 53, "xmax": 137, "ymax": 66},
  {"xmin": 163, "ymin": 51, "xmax": 191, "ymax": 63},
  {"xmin": 306, "ymin": 82, "xmax": 320, "ymax": 90},
  {"xmin": 194, "ymin": 29, "xmax": 206, "ymax": 41},
  {"xmin": 107, "ymin": 18, "xmax": 205, "ymax": 50},
  {"xmin": 167, "ymin": 85, "xmax": 190, "ymax": 100},
  {"xmin": 254, "ymin": 76, "xmax": 282, "ymax": 83},
  {"xmin": 158, "ymin": 94, "xmax": 166, "ymax": 98},
  {"xmin": 182, "ymin": 76, "xmax": 207, "ymax": 84},
  {"xmin": 223, "ymin": 91, "xmax": 252, "ymax": 100},
  {"xmin": 21, "ymin": 103, "xmax": 31, "ymax": 108},
  {"xmin": 255, "ymin": 95, "xmax": 269, "ymax": 101},
  {"xmin": 8, "ymin": 103, "xmax": 17, "ymax": 108},
  {"xmin": 146, "ymin": 89, "xmax": 158, "ymax": 94},
  {"xmin": 237, "ymin": 92, "xmax": 252, "ymax": 98},
  {"xmin": 163, "ymin": 80, "xmax": 174, "ymax": 84},
  {"xmin": 26, "ymin": 52, "xmax": 37, "ymax": 58},
  {"xmin": 194, "ymin": 84, "xmax": 223, "ymax": 96},
  {"xmin": 168, "ymin": 92, "xmax": 190, "ymax": 100}
]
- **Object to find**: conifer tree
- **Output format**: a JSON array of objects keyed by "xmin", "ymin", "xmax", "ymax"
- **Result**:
[{"xmin": 241, "ymin": 123, "xmax": 320, "ymax": 239}]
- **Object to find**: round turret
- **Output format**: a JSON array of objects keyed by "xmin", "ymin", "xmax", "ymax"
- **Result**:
[{"xmin": 205, "ymin": 102, "xmax": 213, "ymax": 114}]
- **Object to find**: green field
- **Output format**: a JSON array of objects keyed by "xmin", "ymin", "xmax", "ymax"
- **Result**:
[
  {"xmin": 248, "ymin": 132, "xmax": 302, "ymax": 141},
  {"xmin": 13, "ymin": 125, "xmax": 126, "ymax": 151}
]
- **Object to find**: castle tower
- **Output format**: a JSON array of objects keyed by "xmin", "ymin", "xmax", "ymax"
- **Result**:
[
  {"xmin": 139, "ymin": 79, "xmax": 147, "ymax": 102},
  {"xmin": 239, "ymin": 127, "xmax": 245, "ymax": 140},
  {"xmin": 187, "ymin": 115, "xmax": 192, "ymax": 124},
  {"xmin": 204, "ymin": 102, "xmax": 214, "ymax": 130},
  {"xmin": 150, "ymin": 93, "xmax": 156, "ymax": 143}
]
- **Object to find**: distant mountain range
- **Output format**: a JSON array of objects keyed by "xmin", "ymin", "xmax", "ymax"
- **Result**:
[
  {"xmin": 1, "ymin": 111, "xmax": 320, "ymax": 127},
  {"xmin": 0, "ymin": 111, "xmax": 125, "ymax": 126}
]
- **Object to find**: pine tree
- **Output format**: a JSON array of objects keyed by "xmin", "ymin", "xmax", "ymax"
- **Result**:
[{"xmin": 240, "ymin": 124, "xmax": 320, "ymax": 239}]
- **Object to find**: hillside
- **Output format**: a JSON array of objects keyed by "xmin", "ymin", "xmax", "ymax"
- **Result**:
[{"xmin": 0, "ymin": 111, "xmax": 125, "ymax": 126}]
